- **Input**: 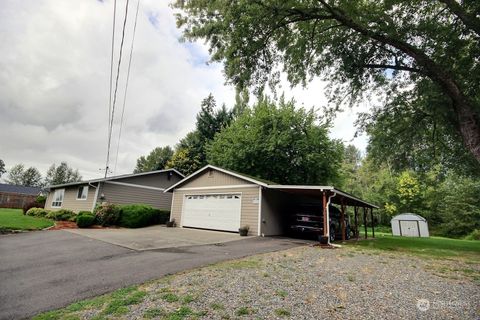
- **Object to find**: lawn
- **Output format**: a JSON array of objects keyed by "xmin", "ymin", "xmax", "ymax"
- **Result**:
[
  {"xmin": 0, "ymin": 208, "xmax": 54, "ymax": 231},
  {"xmin": 345, "ymin": 233, "xmax": 480, "ymax": 261}
]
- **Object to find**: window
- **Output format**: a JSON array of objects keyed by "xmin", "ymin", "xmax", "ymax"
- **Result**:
[
  {"xmin": 76, "ymin": 186, "xmax": 88, "ymax": 200},
  {"xmin": 51, "ymin": 189, "xmax": 65, "ymax": 208}
]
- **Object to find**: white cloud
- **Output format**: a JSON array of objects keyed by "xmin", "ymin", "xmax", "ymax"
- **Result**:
[{"xmin": 0, "ymin": 0, "xmax": 369, "ymax": 181}]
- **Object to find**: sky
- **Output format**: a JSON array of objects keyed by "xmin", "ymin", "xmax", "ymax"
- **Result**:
[{"xmin": 0, "ymin": 0, "xmax": 370, "ymax": 181}]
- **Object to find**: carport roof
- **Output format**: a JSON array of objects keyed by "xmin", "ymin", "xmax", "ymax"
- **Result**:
[
  {"xmin": 165, "ymin": 165, "xmax": 378, "ymax": 209},
  {"xmin": 268, "ymin": 185, "xmax": 379, "ymax": 209}
]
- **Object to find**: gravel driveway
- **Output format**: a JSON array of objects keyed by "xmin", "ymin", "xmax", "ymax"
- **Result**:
[{"xmin": 39, "ymin": 245, "xmax": 480, "ymax": 319}]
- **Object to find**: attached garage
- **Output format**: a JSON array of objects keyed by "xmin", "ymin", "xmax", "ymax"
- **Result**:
[
  {"xmin": 165, "ymin": 165, "xmax": 378, "ymax": 241},
  {"xmin": 182, "ymin": 194, "xmax": 242, "ymax": 232}
]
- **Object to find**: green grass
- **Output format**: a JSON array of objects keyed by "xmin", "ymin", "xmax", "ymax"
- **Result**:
[
  {"xmin": 0, "ymin": 208, "xmax": 54, "ymax": 230},
  {"xmin": 346, "ymin": 233, "xmax": 480, "ymax": 261}
]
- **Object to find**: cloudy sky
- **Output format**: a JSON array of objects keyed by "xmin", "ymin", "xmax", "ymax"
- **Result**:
[{"xmin": 0, "ymin": 0, "xmax": 369, "ymax": 181}]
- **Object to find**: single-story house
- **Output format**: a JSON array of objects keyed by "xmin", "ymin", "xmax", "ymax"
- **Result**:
[
  {"xmin": 45, "ymin": 169, "xmax": 184, "ymax": 212},
  {"xmin": 0, "ymin": 183, "xmax": 44, "ymax": 209},
  {"xmin": 165, "ymin": 165, "xmax": 378, "ymax": 241}
]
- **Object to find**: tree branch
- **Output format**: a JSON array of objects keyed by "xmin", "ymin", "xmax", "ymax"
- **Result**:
[
  {"xmin": 436, "ymin": 0, "xmax": 480, "ymax": 37},
  {"xmin": 362, "ymin": 63, "xmax": 423, "ymax": 73}
]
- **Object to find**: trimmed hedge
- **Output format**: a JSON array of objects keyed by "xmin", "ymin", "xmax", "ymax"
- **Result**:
[
  {"xmin": 23, "ymin": 201, "xmax": 44, "ymax": 215},
  {"xmin": 46, "ymin": 209, "xmax": 76, "ymax": 221},
  {"xmin": 118, "ymin": 204, "xmax": 169, "ymax": 228},
  {"xmin": 76, "ymin": 213, "xmax": 95, "ymax": 228},
  {"xmin": 26, "ymin": 207, "xmax": 50, "ymax": 217}
]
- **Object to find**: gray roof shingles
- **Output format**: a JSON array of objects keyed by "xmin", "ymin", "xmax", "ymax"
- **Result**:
[{"xmin": 0, "ymin": 183, "xmax": 42, "ymax": 195}]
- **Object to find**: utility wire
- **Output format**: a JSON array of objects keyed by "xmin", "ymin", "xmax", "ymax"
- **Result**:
[
  {"xmin": 105, "ymin": 0, "xmax": 130, "ymax": 178},
  {"xmin": 105, "ymin": 0, "xmax": 117, "ymax": 178},
  {"xmin": 113, "ymin": 0, "xmax": 140, "ymax": 175}
]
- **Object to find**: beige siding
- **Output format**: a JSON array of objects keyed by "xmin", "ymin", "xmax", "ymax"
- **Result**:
[
  {"xmin": 99, "ymin": 182, "xmax": 172, "ymax": 210},
  {"xmin": 171, "ymin": 186, "xmax": 260, "ymax": 236},
  {"xmin": 179, "ymin": 170, "xmax": 255, "ymax": 188},
  {"xmin": 45, "ymin": 185, "xmax": 97, "ymax": 212}
]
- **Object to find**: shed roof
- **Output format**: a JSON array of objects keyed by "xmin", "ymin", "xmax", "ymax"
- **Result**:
[
  {"xmin": 165, "ymin": 165, "xmax": 378, "ymax": 209},
  {"xmin": 47, "ymin": 168, "xmax": 184, "ymax": 189},
  {"xmin": 0, "ymin": 183, "xmax": 42, "ymax": 196},
  {"xmin": 391, "ymin": 213, "xmax": 426, "ymax": 221}
]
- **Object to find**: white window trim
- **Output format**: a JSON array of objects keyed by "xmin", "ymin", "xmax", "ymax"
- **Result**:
[
  {"xmin": 76, "ymin": 186, "xmax": 89, "ymax": 200},
  {"xmin": 51, "ymin": 189, "xmax": 65, "ymax": 208}
]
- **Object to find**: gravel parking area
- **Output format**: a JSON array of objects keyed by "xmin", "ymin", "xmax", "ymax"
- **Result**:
[{"xmin": 40, "ymin": 245, "xmax": 480, "ymax": 320}]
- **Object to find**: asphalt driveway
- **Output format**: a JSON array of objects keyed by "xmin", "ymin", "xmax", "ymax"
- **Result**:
[{"xmin": 0, "ymin": 230, "xmax": 308, "ymax": 320}]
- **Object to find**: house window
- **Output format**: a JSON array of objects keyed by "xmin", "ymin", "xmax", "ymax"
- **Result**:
[
  {"xmin": 77, "ymin": 186, "xmax": 88, "ymax": 200},
  {"xmin": 51, "ymin": 189, "xmax": 65, "ymax": 208}
]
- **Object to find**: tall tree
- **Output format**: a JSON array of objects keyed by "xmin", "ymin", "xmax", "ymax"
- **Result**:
[
  {"xmin": 0, "ymin": 159, "xmax": 5, "ymax": 178},
  {"xmin": 45, "ymin": 162, "xmax": 82, "ymax": 186},
  {"xmin": 174, "ymin": 0, "xmax": 480, "ymax": 163},
  {"xmin": 207, "ymin": 97, "xmax": 343, "ymax": 185},
  {"xmin": 134, "ymin": 146, "xmax": 174, "ymax": 173},
  {"xmin": 6, "ymin": 164, "xmax": 43, "ymax": 187}
]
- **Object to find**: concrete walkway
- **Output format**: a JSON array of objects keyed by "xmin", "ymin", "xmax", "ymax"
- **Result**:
[
  {"xmin": 66, "ymin": 226, "xmax": 242, "ymax": 250},
  {"xmin": 0, "ymin": 230, "xmax": 308, "ymax": 320}
]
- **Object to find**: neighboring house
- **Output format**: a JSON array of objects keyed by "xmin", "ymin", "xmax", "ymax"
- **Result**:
[
  {"xmin": 45, "ymin": 169, "xmax": 184, "ymax": 212},
  {"xmin": 165, "ymin": 165, "xmax": 378, "ymax": 238},
  {"xmin": 0, "ymin": 183, "xmax": 43, "ymax": 209}
]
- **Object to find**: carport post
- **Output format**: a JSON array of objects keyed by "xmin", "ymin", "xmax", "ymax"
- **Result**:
[
  {"xmin": 354, "ymin": 206, "xmax": 359, "ymax": 239},
  {"xmin": 370, "ymin": 208, "xmax": 375, "ymax": 238},
  {"xmin": 340, "ymin": 202, "xmax": 346, "ymax": 241},
  {"xmin": 363, "ymin": 207, "xmax": 368, "ymax": 239},
  {"xmin": 322, "ymin": 191, "xmax": 327, "ymax": 239}
]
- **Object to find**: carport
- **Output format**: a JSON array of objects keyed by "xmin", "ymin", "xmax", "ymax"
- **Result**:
[{"xmin": 266, "ymin": 186, "xmax": 379, "ymax": 243}]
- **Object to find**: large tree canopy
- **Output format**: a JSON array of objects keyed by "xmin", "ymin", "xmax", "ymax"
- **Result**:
[
  {"xmin": 173, "ymin": 0, "xmax": 480, "ymax": 163},
  {"xmin": 134, "ymin": 146, "xmax": 174, "ymax": 173},
  {"xmin": 5, "ymin": 164, "xmax": 43, "ymax": 187},
  {"xmin": 207, "ymin": 97, "xmax": 343, "ymax": 185},
  {"xmin": 45, "ymin": 162, "xmax": 82, "ymax": 186}
]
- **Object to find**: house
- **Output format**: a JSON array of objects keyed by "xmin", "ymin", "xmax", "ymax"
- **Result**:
[
  {"xmin": 45, "ymin": 169, "xmax": 184, "ymax": 212},
  {"xmin": 165, "ymin": 165, "xmax": 378, "ymax": 241},
  {"xmin": 0, "ymin": 183, "xmax": 43, "ymax": 209}
]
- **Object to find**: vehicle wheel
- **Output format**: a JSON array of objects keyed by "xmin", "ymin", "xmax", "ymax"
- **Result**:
[{"xmin": 329, "ymin": 227, "xmax": 335, "ymax": 242}]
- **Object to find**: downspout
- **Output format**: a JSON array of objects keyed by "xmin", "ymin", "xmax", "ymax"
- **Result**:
[
  {"xmin": 89, "ymin": 182, "xmax": 99, "ymax": 212},
  {"xmin": 326, "ymin": 192, "xmax": 337, "ymax": 245}
]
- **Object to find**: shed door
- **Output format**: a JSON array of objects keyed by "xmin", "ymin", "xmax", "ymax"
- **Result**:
[
  {"xmin": 182, "ymin": 194, "xmax": 241, "ymax": 232},
  {"xmin": 399, "ymin": 220, "xmax": 419, "ymax": 237}
]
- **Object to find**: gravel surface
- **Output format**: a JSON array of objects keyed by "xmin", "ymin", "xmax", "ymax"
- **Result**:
[{"xmin": 47, "ymin": 246, "xmax": 480, "ymax": 320}]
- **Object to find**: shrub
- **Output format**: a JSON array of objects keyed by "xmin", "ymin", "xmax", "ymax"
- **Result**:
[
  {"xmin": 36, "ymin": 195, "xmax": 47, "ymax": 206},
  {"xmin": 76, "ymin": 214, "xmax": 95, "ymax": 228},
  {"xmin": 94, "ymin": 202, "xmax": 121, "ymax": 226},
  {"xmin": 46, "ymin": 209, "xmax": 76, "ymax": 221},
  {"xmin": 23, "ymin": 201, "xmax": 44, "ymax": 215},
  {"xmin": 157, "ymin": 210, "xmax": 170, "ymax": 224},
  {"xmin": 26, "ymin": 207, "xmax": 50, "ymax": 217},
  {"xmin": 118, "ymin": 204, "xmax": 161, "ymax": 228},
  {"xmin": 465, "ymin": 229, "xmax": 480, "ymax": 241}
]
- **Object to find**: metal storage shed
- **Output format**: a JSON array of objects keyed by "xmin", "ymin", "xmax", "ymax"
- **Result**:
[{"xmin": 391, "ymin": 213, "xmax": 429, "ymax": 237}]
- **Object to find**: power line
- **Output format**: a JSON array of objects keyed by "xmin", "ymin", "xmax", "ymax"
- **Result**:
[
  {"xmin": 104, "ymin": 0, "xmax": 117, "ymax": 177},
  {"xmin": 105, "ymin": 0, "xmax": 130, "ymax": 178},
  {"xmin": 113, "ymin": 0, "xmax": 140, "ymax": 175}
]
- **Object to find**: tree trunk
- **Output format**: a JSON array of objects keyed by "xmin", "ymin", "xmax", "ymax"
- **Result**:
[{"xmin": 456, "ymin": 102, "xmax": 480, "ymax": 162}]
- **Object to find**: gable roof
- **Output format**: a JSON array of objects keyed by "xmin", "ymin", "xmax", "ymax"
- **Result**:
[
  {"xmin": 0, "ymin": 183, "xmax": 42, "ymax": 196},
  {"xmin": 47, "ymin": 168, "xmax": 185, "ymax": 189},
  {"xmin": 164, "ymin": 165, "xmax": 378, "ymax": 208},
  {"xmin": 164, "ymin": 165, "xmax": 270, "ymax": 192}
]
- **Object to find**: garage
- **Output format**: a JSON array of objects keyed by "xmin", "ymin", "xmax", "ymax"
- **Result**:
[
  {"xmin": 166, "ymin": 164, "xmax": 378, "ymax": 241},
  {"xmin": 182, "ymin": 194, "xmax": 241, "ymax": 232}
]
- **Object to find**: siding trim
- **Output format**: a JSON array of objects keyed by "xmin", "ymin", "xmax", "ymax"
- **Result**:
[
  {"xmin": 176, "ymin": 184, "xmax": 255, "ymax": 191},
  {"xmin": 104, "ymin": 181, "xmax": 165, "ymax": 191},
  {"xmin": 170, "ymin": 191, "xmax": 175, "ymax": 223},
  {"xmin": 258, "ymin": 186, "xmax": 262, "ymax": 236}
]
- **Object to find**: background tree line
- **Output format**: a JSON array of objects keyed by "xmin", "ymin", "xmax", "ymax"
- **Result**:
[{"xmin": 0, "ymin": 160, "xmax": 82, "ymax": 188}]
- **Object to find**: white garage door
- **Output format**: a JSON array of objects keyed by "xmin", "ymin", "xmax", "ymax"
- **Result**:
[
  {"xmin": 182, "ymin": 194, "xmax": 241, "ymax": 232},
  {"xmin": 400, "ymin": 220, "xmax": 419, "ymax": 237}
]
